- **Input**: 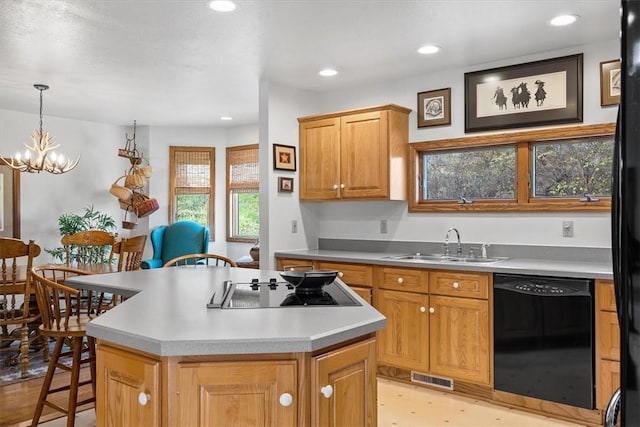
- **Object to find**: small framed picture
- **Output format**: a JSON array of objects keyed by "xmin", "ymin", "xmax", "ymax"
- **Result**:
[
  {"xmin": 273, "ymin": 144, "xmax": 296, "ymax": 171},
  {"xmin": 417, "ymin": 88, "xmax": 451, "ymax": 128},
  {"xmin": 278, "ymin": 177, "xmax": 294, "ymax": 193},
  {"xmin": 600, "ymin": 59, "xmax": 621, "ymax": 107}
]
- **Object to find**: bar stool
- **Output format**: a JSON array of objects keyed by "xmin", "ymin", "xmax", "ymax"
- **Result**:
[{"xmin": 30, "ymin": 265, "xmax": 97, "ymax": 427}]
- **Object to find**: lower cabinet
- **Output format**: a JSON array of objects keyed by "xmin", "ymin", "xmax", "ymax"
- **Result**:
[
  {"xmin": 96, "ymin": 337, "xmax": 377, "ymax": 427},
  {"xmin": 596, "ymin": 279, "xmax": 621, "ymax": 411},
  {"xmin": 312, "ymin": 338, "xmax": 377, "ymax": 427},
  {"xmin": 96, "ymin": 343, "xmax": 161, "ymax": 427},
  {"xmin": 173, "ymin": 360, "xmax": 297, "ymax": 426}
]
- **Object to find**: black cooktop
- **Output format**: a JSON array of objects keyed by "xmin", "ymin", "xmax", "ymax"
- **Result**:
[{"xmin": 207, "ymin": 278, "xmax": 360, "ymax": 309}]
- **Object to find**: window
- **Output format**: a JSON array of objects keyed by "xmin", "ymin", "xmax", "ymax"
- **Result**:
[
  {"xmin": 226, "ymin": 144, "xmax": 259, "ymax": 242},
  {"xmin": 169, "ymin": 146, "xmax": 215, "ymax": 238},
  {"xmin": 409, "ymin": 123, "xmax": 614, "ymax": 212}
]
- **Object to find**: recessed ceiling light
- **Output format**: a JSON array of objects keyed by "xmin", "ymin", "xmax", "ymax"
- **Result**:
[
  {"xmin": 417, "ymin": 45, "xmax": 440, "ymax": 55},
  {"xmin": 319, "ymin": 68, "xmax": 338, "ymax": 77},
  {"xmin": 206, "ymin": 0, "xmax": 237, "ymax": 12},
  {"xmin": 550, "ymin": 14, "xmax": 579, "ymax": 26},
  {"xmin": 220, "ymin": 116, "xmax": 233, "ymax": 121}
]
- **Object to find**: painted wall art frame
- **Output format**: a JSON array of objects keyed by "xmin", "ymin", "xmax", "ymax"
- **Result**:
[
  {"xmin": 417, "ymin": 87, "xmax": 451, "ymax": 128},
  {"xmin": 600, "ymin": 59, "xmax": 621, "ymax": 106},
  {"xmin": 278, "ymin": 177, "xmax": 294, "ymax": 193},
  {"xmin": 273, "ymin": 144, "xmax": 296, "ymax": 171},
  {"xmin": 0, "ymin": 159, "xmax": 21, "ymax": 238},
  {"xmin": 464, "ymin": 53, "xmax": 583, "ymax": 133}
]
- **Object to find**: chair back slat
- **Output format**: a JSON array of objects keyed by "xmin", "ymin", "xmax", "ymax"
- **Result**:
[
  {"xmin": 110, "ymin": 235, "xmax": 147, "ymax": 272},
  {"xmin": 163, "ymin": 253, "xmax": 237, "ymax": 268},
  {"xmin": 61, "ymin": 230, "xmax": 117, "ymax": 267},
  {"xmin": 0, "ymin": 238, "xmax": 41, "ymax": 323}
]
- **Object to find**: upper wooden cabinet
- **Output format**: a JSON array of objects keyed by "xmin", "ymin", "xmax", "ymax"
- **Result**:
[{"xmin": 298, "ymin": 104, "xmax": 411, "ymax": 201}]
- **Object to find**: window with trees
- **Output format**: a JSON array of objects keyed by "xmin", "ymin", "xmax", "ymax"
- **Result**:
[
  {"xmin": 409, "ymin": 123, "xmax": 614, "ymax": 212},
  {"xmin": 169, "ymin": 146, "xmax": 215, "ymax": 238},
  {"xmin": 226, "ymin": 144, "xmax": 259, "ymax": 242}
]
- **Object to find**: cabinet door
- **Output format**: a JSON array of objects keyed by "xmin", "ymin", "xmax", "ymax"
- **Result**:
[
  {"xmin": 300, "ymin": 117, "xmax": 341, "ymax": 200},
  {"xmin": 312, "ymin": 338, "xmax": 377, "ymax": 427},
  {"xmin": 597, "ymin": 310, "xmax": 621, "ymax": 361},
  {"xmin": 340, "ymin": 111, "xmax": 389, "ymax": 199},
  {"xmin": 377, "ymin": 289, "xmax": 429, "ymax": 371},
  {"xmin": 429, "ymin": 295, "xmax": 490, "ymax": 385},
  {"xmin": 97, "ymin": 344, "xmax": 161, "ymax": 427},
  {"xmin": 351, "ymin": 286, "xmax": 372, "ymax": 304},
  {"xmin": 174, "ymin": 360, "xmax": 297, "ymax": 427},
  {"xmin": 597, "ymin": 359, "xmax": 621, "ymax": 410}
]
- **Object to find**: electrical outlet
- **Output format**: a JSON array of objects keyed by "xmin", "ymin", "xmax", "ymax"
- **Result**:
[
  {"xmin": 291, "ymin": 220, "xmax": 298, "ymax": 234},
  {"xmin": 562, "ymin": 221, "xmax": 574, "ymax": 238},
  {"xmin": 380, "ymin": 219, "xmax": 388, "ymax": 234}
]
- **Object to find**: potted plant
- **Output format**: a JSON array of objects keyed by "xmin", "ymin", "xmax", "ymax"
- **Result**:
[{"xmin": 45, "ymin": 205, "xmax": 117, "ymax": 263}]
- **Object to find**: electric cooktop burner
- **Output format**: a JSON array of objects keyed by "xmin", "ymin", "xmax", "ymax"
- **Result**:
[{"xmin": 207, "ymin": 278, "xmax": 360, "ymax": 309}]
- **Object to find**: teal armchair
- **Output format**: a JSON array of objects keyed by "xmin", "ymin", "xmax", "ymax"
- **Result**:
[{"xmin": 140, "ymin": 220, "xmax": 210, "ymax": 269}]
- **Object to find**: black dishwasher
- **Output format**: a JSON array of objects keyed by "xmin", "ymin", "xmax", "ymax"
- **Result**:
[{"xmin": 493, "ymin": 273, "xmax": 594, "ymax": 409}]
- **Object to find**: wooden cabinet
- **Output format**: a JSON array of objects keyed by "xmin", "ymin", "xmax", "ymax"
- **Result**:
[
  {"xmin": 277, "ymin": 258, "xmax": 315, "ymax": 271},
  {"xmin": 174, "ymin": 360, "xmax": 297, "ymax": 426},
  {"xmin": 312, "ymin": 338, "xmax": 377, "ymax": 427},
  {"xmin": 315, "ymin": 261, "xmax": 373, "ymax": 305},
  {"xmin": 96, "ymin": 343, "xmax": 161, "ymax": 427},
  {"xmin": 298, "ymin": 104, "xmax": 410, "ymax": 201},
  {"xmin": 596, "ymin": 279, "xmax": 620, "ymax": 410}
]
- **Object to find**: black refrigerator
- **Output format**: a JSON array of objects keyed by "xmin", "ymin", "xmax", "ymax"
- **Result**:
[{"xmin": 610, "ymin": 0, "xmax": 640, "ymax": 425}]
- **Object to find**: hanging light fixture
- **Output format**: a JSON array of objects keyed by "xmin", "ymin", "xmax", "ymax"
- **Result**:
[{"xmin": 2, "ymin": 84, "xmax": 79, "ymax": 174}]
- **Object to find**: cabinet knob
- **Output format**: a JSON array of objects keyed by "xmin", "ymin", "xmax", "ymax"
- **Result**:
[
  {"xmin": 337, "ymin": 271, "xmax": 344, "ymax": 278},
  {"xmin": 320, "ymin": 385, "xmax": 334, "ymax": 398},
  {"xmin": 429, "ymin": 307, "xmax": 435, "ymax": 314},
  {"xmin": 452, "ymin": 282, "xmax": 460, "ymax": 289},
  {"xmin": 279, "ymin": 392, "xmax": 293, "ymax": 407},
  {"xmin": 397, "ymin": 277, "xmax": 404, "ymax": 284},
  {"xmin": 420, "ymin": 306, "xmax": 426, "ymax": 313},
  {"xmin": 138, "ymin": 392, "xmax": 151, "ymax": 406},
  {"xmin": 340, "ymin": 184, "xmax": 345, "ymax": 189},
  {"xmin": 333, "ymin": 184, "xmax": 338, "ymax": 190}
]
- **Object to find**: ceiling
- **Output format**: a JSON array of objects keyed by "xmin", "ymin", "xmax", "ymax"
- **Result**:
[{"xmin": 0, "ymin": 0, "xmax": 620, "ymax": 128}]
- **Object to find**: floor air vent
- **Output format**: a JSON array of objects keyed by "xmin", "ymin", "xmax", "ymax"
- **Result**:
[{"xmin": 411, "ymin": 372, "xmax": 454, "ymax": 390}]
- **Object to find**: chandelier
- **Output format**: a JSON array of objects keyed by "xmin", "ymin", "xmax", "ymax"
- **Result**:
[{"xmin": 2, "ymin": 84, "xmax": 79, "ymax": 174}]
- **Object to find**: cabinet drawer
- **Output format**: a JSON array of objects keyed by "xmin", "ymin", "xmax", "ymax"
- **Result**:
[
  {"xmin": 430, "ymin": 271, "xmax": 489, "ymax": 299},
  {"xmin": 276, "ymin": 258, "xmax": 314, "ymax": 271},
  {"xmin": 377, "ymin": 267, "xmax": 428, "ymax": 293},
  {"xmin": 315, "ymin": 262, "xmax": 373, "ymax": 287},
  {"xmin": 596, "ymin": 280, "xmax": 617, "ymax": 312}
]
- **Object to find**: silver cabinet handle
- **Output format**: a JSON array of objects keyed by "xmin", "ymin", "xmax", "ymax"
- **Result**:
[
  {"xmin": 279, "ymin": 392, "xmax": 293, "ymax": 407},
  {"xmin": 320, "ymin": 385, "xmax": 333, "ymax": 398}
]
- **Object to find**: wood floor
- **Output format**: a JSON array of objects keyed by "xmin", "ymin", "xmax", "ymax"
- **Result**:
[
  {"xmin": 0, "ymin": 367, "xmax": 94, "ymax": 427},
  {"xmin": 2, "ymin": 373, "xmax": 585, "ymax": 426}
]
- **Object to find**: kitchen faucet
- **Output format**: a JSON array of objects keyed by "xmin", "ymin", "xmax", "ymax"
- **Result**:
[{"xmin": 443, "ymin": 227, "xmax": 462, "ymax": 256}]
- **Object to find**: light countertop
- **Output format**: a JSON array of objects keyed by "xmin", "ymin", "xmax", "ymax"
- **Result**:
[
  {"xmin": 274, "ymin": 249, "xmax": 613, "ymax": 280},
  {"xmin": 65, "ymin": 267, "xmax": 385, "ymax": 357}
]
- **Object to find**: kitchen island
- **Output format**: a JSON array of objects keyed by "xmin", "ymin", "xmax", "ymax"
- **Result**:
[{"xmin": 66, "ymin": 267, "xmax": 385, "ymax": 427}]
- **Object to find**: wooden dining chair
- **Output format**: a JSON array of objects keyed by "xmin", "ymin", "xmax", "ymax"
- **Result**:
[
  {"xmin": 61, "ymin": 230, "xmax": 117, "ymax": 268},
  {"xmin": 109, "ymin": 234, "xmax": 147, "ymax": 272},
  {"xmin": 0, "ymin": 238, "xmax": 45, "ymax": 378},
  {"xmin": 30, "ymin": 264, "xmax": 98, "ymax": 427},
  {"xmin": 163, "ymin": 253, "xmax": 237, "ymax": 268}
]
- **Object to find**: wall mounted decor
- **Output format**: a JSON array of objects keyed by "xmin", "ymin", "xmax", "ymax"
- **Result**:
[
  {"xmin": 600, "ymin": 59, "xmax": 621, "ymax": 106},
  {"xmin": 278, "ymin": 177, "xmax": 294, "ymax": 193},
  {"xmin": 417, "ymin": 88, "xmax": 451, "ymax": 128},
  {"xmin": 464, "ymin": 53, "xmax": 583, "ymax": 132},
  {"xmin": 0, "ymin": 161, "xmax": 20, "ymax": 238},
  {"xmin": 273, "ymin": 144, "xmax": 296, "ymax": 171}
]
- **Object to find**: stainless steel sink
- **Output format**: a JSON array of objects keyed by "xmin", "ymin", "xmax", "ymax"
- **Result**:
[{"xmin": 384, "ymin": 253, "xmax": 506, "ymax": 264}]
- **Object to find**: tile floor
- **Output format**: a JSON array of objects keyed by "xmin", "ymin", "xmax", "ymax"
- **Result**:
[{"xmin": 39, "ymin": 378, "xmax": 586, "ymax": 427}]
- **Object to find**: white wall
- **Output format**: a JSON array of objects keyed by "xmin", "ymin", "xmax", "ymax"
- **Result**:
[
  {"xmin": 0, "ymin": 109, "xmax": 127, "ymax": 259},
  {"xmin": 290, "ymin": 39, "xmax": 619, "ymax": 249}
]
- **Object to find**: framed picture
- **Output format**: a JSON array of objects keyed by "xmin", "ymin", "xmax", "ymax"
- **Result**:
[
  {"xmin": 600, "ymin": 59, "xmax": 621, "ymax": 106},
  {"xmin": 278, "ymin": 177, "xmax": 294, "ymax": 193},
  {"xmin": 273, "ymin": 144, "xmax": 296, "ymax": 171},
  {"xmin": 417, "ymin": 88, "xmax": 451, "ymax": 128},
  {"xmin": 464, "ymin": 53, "xmax": 583, "ymax": 133},
  {"xmin": 0, "ymin": 160, "xmax": 21, "ymax": 238}
]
